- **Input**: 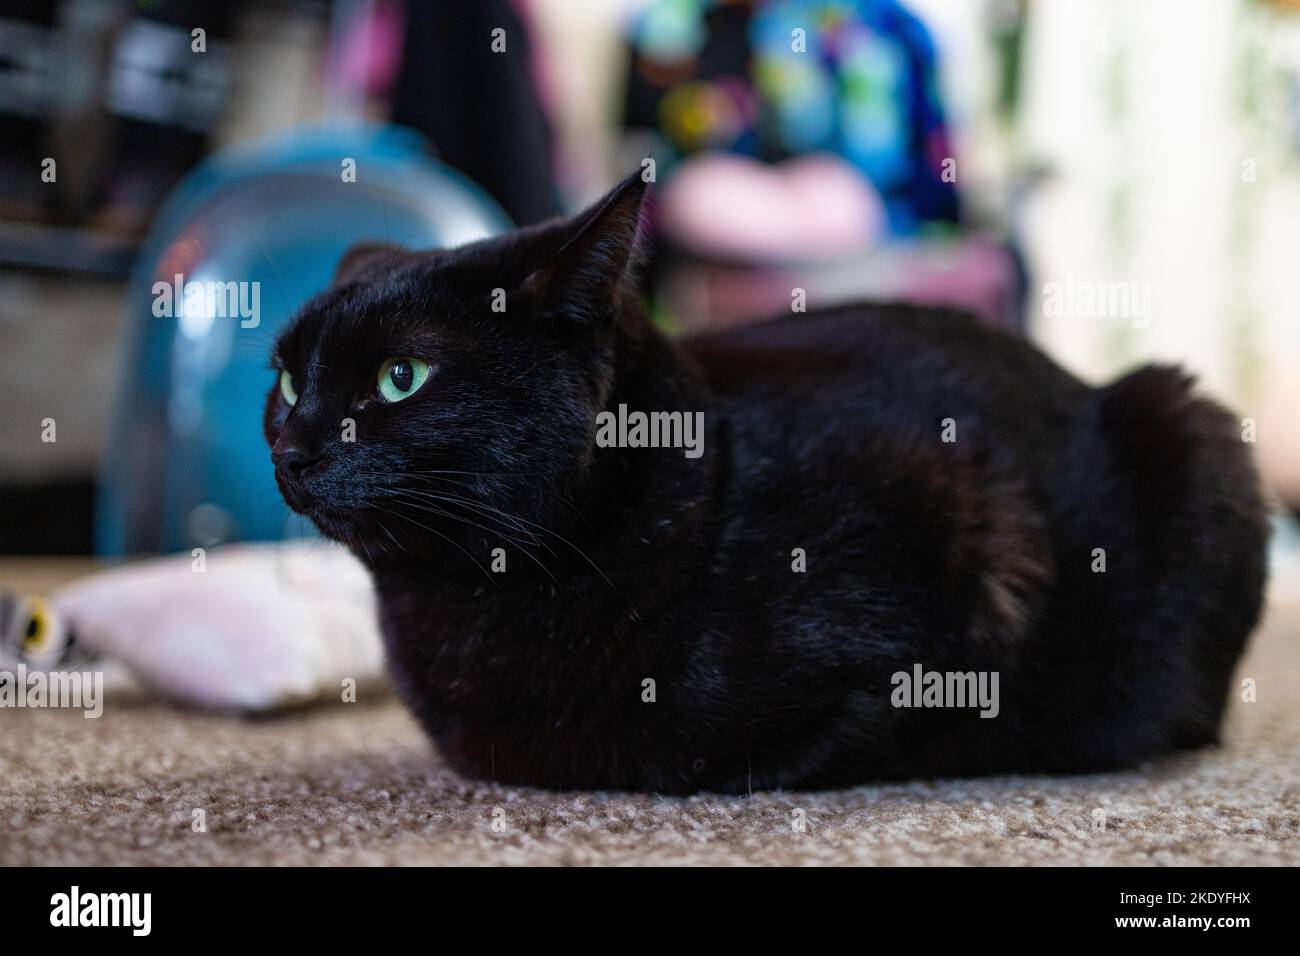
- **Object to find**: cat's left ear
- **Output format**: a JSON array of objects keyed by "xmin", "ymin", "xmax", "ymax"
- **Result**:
[
  {"xmin": 332, "ymin": 243, "xmax": 414, "ymax": 286},
  {"xmin": 523, "ymin": 170, "xmax": 648, "ymax": 325}
]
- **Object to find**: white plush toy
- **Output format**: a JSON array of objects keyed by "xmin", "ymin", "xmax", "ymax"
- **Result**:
[{"xmin": 0, "ymin": 542, "xmax": 385, "ymax": 711}]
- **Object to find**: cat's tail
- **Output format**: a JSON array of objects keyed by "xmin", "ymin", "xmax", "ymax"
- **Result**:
[{"xmin": 1097, "ymin": 364, "xmax": 1270, "ymax": 748}]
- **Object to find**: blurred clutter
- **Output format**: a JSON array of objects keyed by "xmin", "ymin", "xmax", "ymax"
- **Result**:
[{"xmin": 1, "ymin": 0, "xmax": 1299, "ymax": 558}]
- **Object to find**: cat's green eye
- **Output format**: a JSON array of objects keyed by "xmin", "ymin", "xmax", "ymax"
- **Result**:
[
  {"xmin": 378, "ymin": 357, "xmax": 431, "ymax": 403},
  {"xmin": 279, "ymin": 369, "xmax": 298, "ymax": 406}
]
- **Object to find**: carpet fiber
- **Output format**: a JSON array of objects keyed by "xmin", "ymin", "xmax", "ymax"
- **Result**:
[{"xmin": 2, "ymin": 560, "xmax": 1297, "ymax": 866}]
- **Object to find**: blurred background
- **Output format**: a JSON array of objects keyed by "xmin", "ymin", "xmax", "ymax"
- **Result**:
[{"xmin": 1, "ymin": 0, "xmax": 1299, "ymax": 587}]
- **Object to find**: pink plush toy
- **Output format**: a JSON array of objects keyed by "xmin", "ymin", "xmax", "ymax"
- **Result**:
[{"xmin": 0, "ymin": 542, "xmax": 384, "ymax": 711}]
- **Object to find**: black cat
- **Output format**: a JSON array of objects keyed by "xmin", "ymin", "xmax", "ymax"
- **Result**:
[{"xmin": 266, "ymin": 172, "xmax": 1269, "ymax": 794}]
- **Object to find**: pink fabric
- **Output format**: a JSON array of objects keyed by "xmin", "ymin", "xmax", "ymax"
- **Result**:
[
  {"xmin": 659, "ymin": 153, "xmax": 886, "ymax": 262},
  {"xmin": 332, "ymin": 0, "xmax": 406, "ymax": 96}
]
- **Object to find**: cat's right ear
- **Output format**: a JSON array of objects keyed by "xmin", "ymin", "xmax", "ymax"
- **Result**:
[
  {"xmin": 519, "ymin": 170, "xmax": 648, "ymax": 326},
  {"xmin": 332, "ymin": 243, "xmax": 412, "ymax": 286}
]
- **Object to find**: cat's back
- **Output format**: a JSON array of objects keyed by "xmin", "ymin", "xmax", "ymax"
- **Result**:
[
  {"xmin": 679, "ymin": 302, "xmax": 1090, "ymax": 458},
  {"xmin": 682, "ymin": 303, "xmax": 1083, "ymax": 400}
]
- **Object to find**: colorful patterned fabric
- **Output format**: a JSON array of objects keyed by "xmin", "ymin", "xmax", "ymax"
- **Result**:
[{"xmin": 624, "ymin": 0, "xmax": 959, "ymax": 233}]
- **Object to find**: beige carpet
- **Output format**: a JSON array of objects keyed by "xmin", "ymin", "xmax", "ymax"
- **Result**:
[{"xmin": 2, "ymin": 559, "xmax": 1297, "ymax": 866}]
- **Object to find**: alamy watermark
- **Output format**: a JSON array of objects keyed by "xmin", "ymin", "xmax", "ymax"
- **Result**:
[
  {"xmin": 1042, "ymin": 276, "xmax": 1153, "ymax": 328},
  {"xmin": 0, "ymin": 664, "xmax": 103, "ymax": 718},
  {"xmin": 595, "ymin": 404, "xmax": 704, "ymax": 459},
  {"xmin": 891, "ymin": 663, "xmax": 999, "ymax": 718},
  {"xmin": 50, "ymin": 886, "xmax": 150, "ymax": 936},
  {"xmin": 152, "ymin": 273, "xmax": 260, "ymax": 328}
]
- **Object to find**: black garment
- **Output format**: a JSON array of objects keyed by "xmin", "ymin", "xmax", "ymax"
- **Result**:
[{"xmin": 390, "ymin": 0, "xmax": 560, "ymax": 226}]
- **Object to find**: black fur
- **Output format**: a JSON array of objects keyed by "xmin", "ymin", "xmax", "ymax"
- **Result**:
[{"xmin": 266, "ymin": 172, "xmax": 1269, "ymax": 794}]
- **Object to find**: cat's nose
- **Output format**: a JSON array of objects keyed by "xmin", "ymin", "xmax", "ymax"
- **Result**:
[{"xmin": 273, "ymin": 445, "xmax": 323, "ymax": 480}]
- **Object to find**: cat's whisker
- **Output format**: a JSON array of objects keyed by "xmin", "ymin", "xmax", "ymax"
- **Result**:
[
  {"xmin": 379, "ymin": 480, "xmax": 612, "ymax": 586},
  {"xmin": 371, "ymin": 504, "xmax": 497, "ymax": 585},
  {"xmin": 382, "ymin": 486, "xmax": 549, "ymax": 547},
  {"xmin": 381, "ymin": 493, "xmax": 546, "ymax": 556},
  {"xmin": 389, "ymin": 495, "xmax": 562, "ymax": 586},
  {"xmin": 391, "ymin": 464, "xmax": 591, "ymax": 480},
  {"xmin": 389, "ymin": 470, "xmax": 593, "ymax": 535},
  {"xmin": 385, "ymin": 474, "xmax": 576, "ymax": 540},
  {"xmin": 374, "ymin": 515, "xmax": 404, "ymax": 557}
]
